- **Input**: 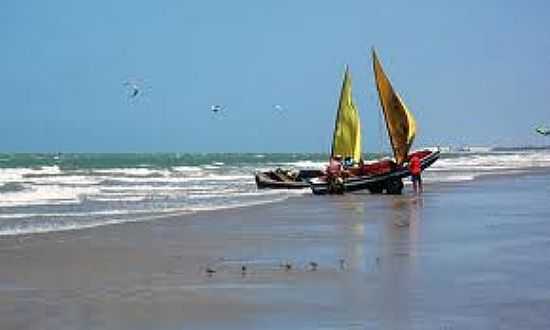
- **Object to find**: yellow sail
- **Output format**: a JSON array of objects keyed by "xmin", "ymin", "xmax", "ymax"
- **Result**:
[
  {"xmin": 331, "ymin": 67, "xmax": 362, "ymax": 162},
  {"xmin": 372, "ymin": 49, "xmax": 416, "ymax": 165}
]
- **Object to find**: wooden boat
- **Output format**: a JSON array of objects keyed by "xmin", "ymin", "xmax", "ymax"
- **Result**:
[
  {"xmin": 309, "ymin": 49, "xmax": 439, "ymax": 195},
  {"xmin": 309, "ymin": 150, "xmax": 439, "ymax": 194},
  {"xmin": 255, "ymin": 168, "xmax": 324, "ymax": 189}
]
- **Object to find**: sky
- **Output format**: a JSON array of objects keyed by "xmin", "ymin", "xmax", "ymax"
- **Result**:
[{"xmin": 1, "ymin": 0, "xmax": 550, "ymax": 152}]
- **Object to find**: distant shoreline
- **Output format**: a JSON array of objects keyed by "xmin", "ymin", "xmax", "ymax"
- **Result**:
[{"xmin": 1, "ymin": 144, "xmax": 550, "ymax": 155}]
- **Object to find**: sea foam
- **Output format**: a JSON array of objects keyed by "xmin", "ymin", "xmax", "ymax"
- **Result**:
[{"xmin": 2, "ymin": 150, "xmax": 549, "ymax": 236}]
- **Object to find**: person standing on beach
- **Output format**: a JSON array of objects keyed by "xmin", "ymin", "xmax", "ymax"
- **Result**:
[{"xmin": 409, "ymin": 154, "xmax": 422, "ymax": 193}]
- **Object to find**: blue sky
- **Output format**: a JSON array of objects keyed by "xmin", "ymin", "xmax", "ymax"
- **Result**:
[{"xmin": 1, "ymin": 0, "xmax": 549, "ymax": 152}]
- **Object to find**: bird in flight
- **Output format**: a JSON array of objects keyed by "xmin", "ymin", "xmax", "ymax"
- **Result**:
[
  {"xmin": 211, "ymin": 104, "xmax": 223, "ymax": 113},
  {"xmin": 123, "ymin": 80, "xmax": 141, "ymax": 99},
  {"xmin": 536, "ymin": 126, "xmax": 550, "ymax": 136}
]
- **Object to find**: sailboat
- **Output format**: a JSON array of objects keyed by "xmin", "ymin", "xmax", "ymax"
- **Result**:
[
  {"xmin": 253, "ymin": 68, "xmax": 359, "ymax": 190},
  {"xmin": 309, "ymin": 49, "xmax": 439, "ymax": 194},
  {"xmin": 254, "ymin": 67, "xmax": 362, "ymax": 190}
]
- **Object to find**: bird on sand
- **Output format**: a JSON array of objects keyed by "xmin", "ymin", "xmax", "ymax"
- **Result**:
[
  {"xmin": 308, "ymin": 261, "xmax": 318, "ymax": 271},
  {"xmin": 205, "ymin": 267, "xmax": 216, "ymax": 276},
  {"xmin": 339, "ymin": 258, "xmax": 347, "ymax": 271},
  {"xmin": 280, "ymin": 261, "xmax": 292, "ymax": 271}
]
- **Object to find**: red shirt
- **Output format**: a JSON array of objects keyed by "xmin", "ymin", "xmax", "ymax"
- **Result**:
[{"xmin": 409, "ymin": 155, "xmax": 421, "ymax": 175}]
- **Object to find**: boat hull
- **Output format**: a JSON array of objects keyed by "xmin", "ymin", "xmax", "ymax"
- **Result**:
[
  {"xmin": 309, "ymin": 150, "xmax": 440, "ymax": 195},
  {"xmin": 255, "ymin": 169, "xmax": 324, "ymax": 189}
]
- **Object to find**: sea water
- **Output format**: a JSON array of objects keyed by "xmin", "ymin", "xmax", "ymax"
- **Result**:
[{"xmin": 1, "ymin": 149, "xmax": 549, "ymax": 236}]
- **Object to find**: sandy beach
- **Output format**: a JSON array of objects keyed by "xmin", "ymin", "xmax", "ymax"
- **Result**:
[{"xmin": 1, "ymin": 172, "xmax": 550, "ymax": 330}]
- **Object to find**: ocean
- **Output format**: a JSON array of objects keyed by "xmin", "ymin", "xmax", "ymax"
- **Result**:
[{"xmin": 1, "ymin": 149, "xmax": 550, "ymax": 236}]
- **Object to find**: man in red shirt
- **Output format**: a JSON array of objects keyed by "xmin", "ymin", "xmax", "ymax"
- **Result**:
[{"xmin": 409, "ymin": 154, "xmax": 422, "ymax": 193}]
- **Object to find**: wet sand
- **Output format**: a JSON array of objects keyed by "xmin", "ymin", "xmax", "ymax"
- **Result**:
[{"xmin": 1, "ymin": 173, "xmax": 550, "ymax": 330}]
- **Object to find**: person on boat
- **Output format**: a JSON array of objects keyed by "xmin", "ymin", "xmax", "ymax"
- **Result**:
[
  {"xmin": 328, "ymin": 155, "xmax": 343, "ymax": 177},
  {"xmin": 343, "ymin": 156, "xmax": 354, "ymax": 168},
  {"xmin": 358, "ymin": 158, "xmax": 366, "ymax": 174},
  {"xmin": 327, "ymin": 155, "xmax": 345, "ymax": 193},
  {"xmin": 409, "ymin": 154, "xmax": 422, "ymax": 193}
]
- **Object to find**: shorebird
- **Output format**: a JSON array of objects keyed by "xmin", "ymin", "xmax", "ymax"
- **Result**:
[
  {"xmin": 339, "ymin": 258, "xmax": 347, "ymax": 271},
  {"xmin": 281, "ymin": 261, "xmax": 292, "ymax": 271},
  {"xmin": 205, "ymin": 267, "xmax": 216, "ymax": 276},
  {"xmin": 241, "ymin": 265, "xmax": 247, "ymax": 276},
  {"xmin": 308, "ymin": 262, "xmax": 318, "ymax": 271}
]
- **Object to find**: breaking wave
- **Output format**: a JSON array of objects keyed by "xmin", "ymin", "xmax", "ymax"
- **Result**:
[{"xmin": 1, "ymin": 150, "xmax": 549, "ymax": 236}]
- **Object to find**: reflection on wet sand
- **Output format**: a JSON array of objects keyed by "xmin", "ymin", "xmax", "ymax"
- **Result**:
[
  {"xmin": 4, "ymin": 174, "xmax": 550, "ymax": 329},
  {"xmin": 335, "ymin": 195, "xmax": 367, "ymax": 272},
  {"xmin": 377, "ymin": 195, "xmax": 425, "ymax": 329}
]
